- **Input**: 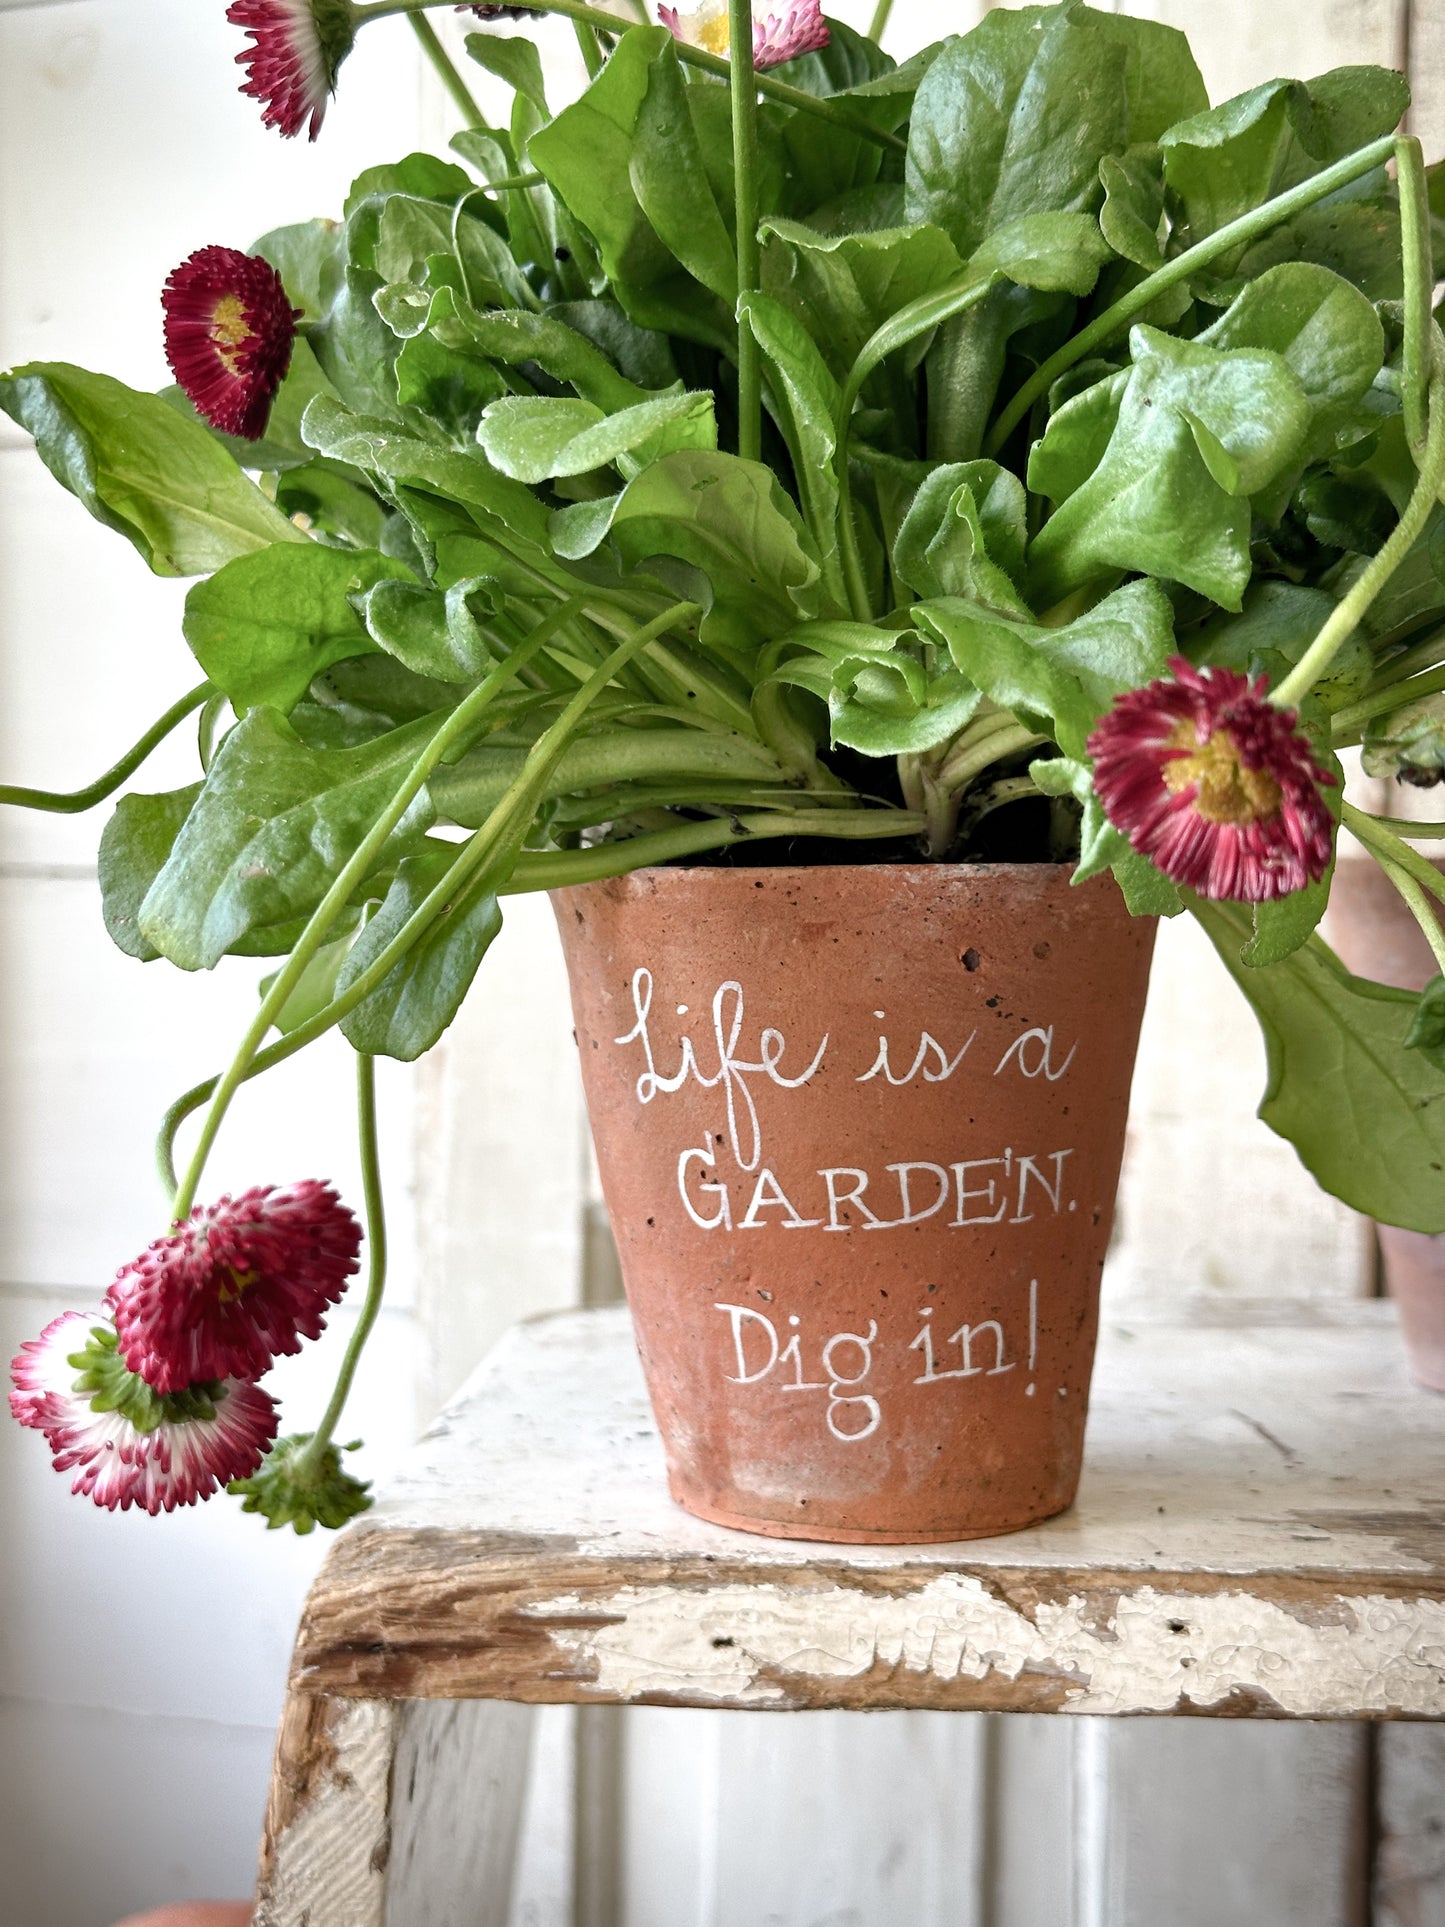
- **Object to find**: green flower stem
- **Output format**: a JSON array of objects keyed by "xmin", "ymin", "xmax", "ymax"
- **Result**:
[
  {"xmin": 1397, "ymin": 136, "xmax": 1432, "ymax": 457},
  {"xmin": 0, "ymin": 681, "xmax": 212, "ymax": 814},
  {"xmin": 1344, "ymin": 801, "xmax": 1445, "ymax": 914},
  {"xmin": 1355, "ymin": 814, "xmax": 1445, "ymax": 840},
  {"xmin": 573, "ymin": 18, "xmax": 606, "ymax": 78},
  {"xmin": 1330, "ymin": 663, "xmax": 1445, "ymax": 743},
  {"xmin": 296, "ymin": 1052, "xmax": 388, "ymax": 1477},
  {"xmin": 983, "ymin": 133, "xmax": 1397, "ymax": 459},
  {"xmin": 1371, "ymin": 852, "xmax": 1445, "ymax": 976},
  {"xmin": 408, "ymin": 10, "xmax": 487, "ymax": 128},
  {"xmin": 166, "ymin": 606, "xmax": 584, "ymax": 1223},
  {"xmin": 867, "ymin": 0, "xmax": 895, "ymax": 44},
  {"xmin": 1274, "ymin": 351, "xmax": 1445, "ymax": 711},
  {"xmin": 837, "ymin": 277, "xmax": 996, "ymax": 618},
  {"xmin": 355, "ymin": 0, "xmax": 907, "ymax": 148},
  {"xmin": 729, "ymin": 0, "xmax": 763, "ymax": 464}
]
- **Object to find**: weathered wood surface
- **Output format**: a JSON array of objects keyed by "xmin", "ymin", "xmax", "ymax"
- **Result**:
[{"xmin": 285, "ymin": 1303, "xmax": 1445, "ymax": 1721}]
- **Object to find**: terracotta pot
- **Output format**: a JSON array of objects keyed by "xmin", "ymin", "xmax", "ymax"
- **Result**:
[
  {"xmin": 1325, "ymin": 855, "xmax": 1445, "ymax": 1393},
  {"xmin": 554, "ymin": 864, "xmax": 1156, "ymax": 1543}
]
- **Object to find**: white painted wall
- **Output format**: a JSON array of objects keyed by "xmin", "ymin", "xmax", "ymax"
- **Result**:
[{"xmin": 2, "ymin": 1, "xmax": 1439, "ymax": 1924}]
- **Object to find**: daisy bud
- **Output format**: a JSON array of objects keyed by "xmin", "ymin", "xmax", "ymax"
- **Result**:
[
  {"xmin": 9, "ymin": 1318, "xmax": 278, "ymax": 1515},
  {"xmin": 163, "ymin": 245, "xmax": 300, "ymax": 441},
  {"xmin": 228, "ymin": 0, "xmax": 357, "ymax": 142},
  {"xmin": 660, "ymin": 0, "xmax": 830, "ymax": 70},
  {"xmin": 230, "ymin": 1433, "xmax": 373, "ymax": 1534},
  {"xmin": 109, "ymin": 1181, "xmax": 362, "ymax": 1395},
  {"xmin": 1087, "ymin": 658, "xmax": 1336, "ymax": 903}
]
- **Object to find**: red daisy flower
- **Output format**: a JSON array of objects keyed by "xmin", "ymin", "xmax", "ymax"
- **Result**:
[
  {"xmin": 1087, "ymin": 658, "xmax": 1336, "ymax": 902},
  {"xmin": 163, "ymin": 245, "xmax": 300, "ymax": 441},
  {"xmin": 659, "ymin": 0, "xmax": 830, "ymax": 70},
  {"xmin": 109, "ymin": 1181, "xmax": 362, "ymax": 1394},
  {"xmin": 10, "ymin": 1316, "xmax": 278, "ymax": 1515},
  {"xmin": 228, "ymin": 0, "xmax": 356, "ymax": 141}
]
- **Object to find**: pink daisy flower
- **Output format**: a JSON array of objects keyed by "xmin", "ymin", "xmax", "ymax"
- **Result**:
[
  {"xmin": 10, "ymin": 1317, "xmax": 278, "ymax": 1515},
  {"xmin": 228, "ymin": 0, "xmax": 356, "ymax": 141},
  {"xmin": 109, "ymin": 1182, "xmax": 362, "ymax": 1394},
  {"xmin": 659, "ymin": 0, "xmax": 830, "ymax": 70},
  {"xmin": 162, "ymin": 245, "xmax": 300, "ymax": 441},
  {"xmin": 1087, "ymin": 658, "xmax": 1336, "ymax": 902}
]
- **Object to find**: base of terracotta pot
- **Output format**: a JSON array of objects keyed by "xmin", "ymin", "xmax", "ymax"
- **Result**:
[{"xmin": 668, "ymin": 1477, "xmax": 1077, "ymax": 1544}]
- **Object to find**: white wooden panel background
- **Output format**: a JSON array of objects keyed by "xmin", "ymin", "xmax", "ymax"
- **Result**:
[{"xmin": 0, "ymin": 2, "xmax": 1440, "ymax": 1924}]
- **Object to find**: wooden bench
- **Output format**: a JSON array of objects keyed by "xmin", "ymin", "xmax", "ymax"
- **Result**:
[{"xmin": 251, "ymin": 1299, "xmax": 1445, "ymax": 1927}]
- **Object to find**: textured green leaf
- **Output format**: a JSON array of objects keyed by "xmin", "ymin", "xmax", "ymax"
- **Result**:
[
  {"xmin": 475, "ymin": 390, "xmax": 715, "ymax": 483},
  {"xmin": 98, "ymin": 785, "xmax": 203, "ymax": 962},
  {"xmin": 1194, "ymin": 903, "xmax": 1445, "ymax": 1232},
  {"xmin": 339, "ymin": 851, "xmax": 503, "ymax": 1061},
  {"xmin": 183, "ymin": 543, "xmax": 411, "ymax": 712},
  {"xmin": 0, "ymin": 364, "xmax": 302, "ymax": 576},
  {"xmin": 139, "ymin": 709, "xmax": 440, "ymax": 969}
]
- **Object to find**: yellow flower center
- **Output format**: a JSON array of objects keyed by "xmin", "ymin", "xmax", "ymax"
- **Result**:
[
  {"xmin": 209, "ymin": 293, "xmax": 253, "ymax": 376},
  {"xmin": 1162, "ymin": 718, "xmax": 1281, "ymax": 825},
  {"xmin": 699, "ymin": 13, "xmax": 732, "ymax": 52},
  {"xmin": 217, "ymin": 1266, "xmax": 260, "ymax": 1304}
]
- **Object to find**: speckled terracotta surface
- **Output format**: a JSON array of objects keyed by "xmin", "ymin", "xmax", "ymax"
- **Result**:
[{"xmin": 554, "ymin": 865, "xmax": 1156, "ymax": 1542}]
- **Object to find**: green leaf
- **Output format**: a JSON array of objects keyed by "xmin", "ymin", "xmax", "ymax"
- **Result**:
[
  {"xmin": 254, "ymin": 217, "xmax": 347, "ymax": 324},
  {"xmin": 261, "ymin": 932, "xmax": 356, "ymax": 1036},
  {"xmin": 569, "ymin": 450, "xmax": 824, "ymax": 672},
  {"xmin": 374, "ymin": 195, "xmax": 535, "ymax": 311},
  {"xmin": 1193, "ymin": 903, "xmax": 1445, "ymax": 1233},
  {"xmin": 275, "ymin": 459, "xmax": 390, "ymax": 550},
  {"xmin": 903, "ymin": 6, "xmax": 1129, "ymax": 257},
  {"xmin": 1099, "ymin": 145, "xmax": 1167, "ymax": 268},
  {"xmin": 914, "ymin": 577, "xmax": 1175, "ymax": 758},
  {"xmin": 357, "ymin": 575, "xmax": 500, "ymax": 683},
  {"xmin": 893, "ymin": 461, "xmax": 1029, "ymax": 609},
  {"xmin": 338, "ymin": 851, "xmax": 503, "ymax": 1061},
  {"xmin": 1160, "ymin": 66, "xmax": 1409, "ymax": 248},
  {"xmin": 463, "ymin": 31, "xmax": 549, "ymax": 115},
  {"xmin": 1027, "ymin": 326, "xmax": 1312, "ymax": 608},
  {"xmin": 344, "ymin": 153, "xmax": 474, "ymax": 219},
  {"xmin": 475, "ymin": 390, "xmax": 716, "ymax": 484},
  {"xmin": 417, "ymin": 285, "xmax": 653, "ymax": 413},
  {"xmin": 98, "ymin": 785, "xmax": 203, "ymax": 962},
  {"xmin": 1196, "ymin": 262, "xmax": 1384, "ymax": 415},
  {"xmin": 182, "ymin": 544, "xmax": 411, "ymax": 713},
  {"xmin": 139, "ymin": 709, "xmax": 440, "ymax": 970},
  {"xmin": 1406, "ymin": 975, "xmax": 1445, "ymax": 1072},
  {"xmin": 528, "ymin": 25, "xmax": 732, "ymax": 348},
  {"xmin": 630, "ymin": 42, "xmax": 738, "ymax": 306},
  {"xmin": 761, "ymin": 217, "xmax": 966, "ymax": 380},
  {"xmin": 740, "ymin": 291, "xmax": 843, "ymax": 595},
  {"xmin": 0, "ymin": 364, "xmax": 303, "ymax": 576}
]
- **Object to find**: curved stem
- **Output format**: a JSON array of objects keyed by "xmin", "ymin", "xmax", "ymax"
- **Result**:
[
  {"xmin": 729, "ymin": 0, "xmax": 762, "ymax": 463},
  {"xmin": 938, "ymin": 723, "xmax": 1047, "ymax": 796},
  {"xmin": 408, "ymin": 10, "xmax": 486, "ymax": 128},
  {"xmin": 867, "ymin": 0, "xmax": 895, "ymax": 45},
  {"xmin": 1397, "ymin": 136, "xmax": 1432, "ymax": 458},
  {"xmin": 153, "ymin": 802, "xmax": 923, "ymax": 1193},
  {"xmin": 0, "ymin": 682, "xmax": 212, "ymax": 814},
  {"xmin": 1344, "ymin": 801, "xmax": 1445, "ymax": 913},
  {"xmin": 1372, "ymin": 852, "xmax": 1445, "ymax": 975},
  {"xmin": 167, "ymin": 606, "xmax": 583, "ymax": 1223},
  {"xmin": 1354, "ymin": 813, "xmax": 1445, "ymax": 840},
  {"xmin": 983, "ymin": 134, "xmax": 1397, "ymax": 458},
  {"xmin": 573, "ymin": 17, "xmax": 605, "ymax": 77},
  {"xmin": 298, "ymin": 1052, "xmax": 387, "ymax": 1471},
  {"xmin": 1275, "ymin": 350, "xmax": 1445, "ymax": 710},
  {"xmin": 357, "ymin": 0, "xmax": 907, "ymax": 149},
  {"xmin": 1330, "ymin": 663, "xmax": 1445, "ymax": 743}
]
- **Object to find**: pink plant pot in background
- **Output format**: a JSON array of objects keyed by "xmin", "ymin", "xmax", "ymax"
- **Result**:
[{"xmin": 1324, "ymin": 856, "xmax": 1445, "ymax": 1391}]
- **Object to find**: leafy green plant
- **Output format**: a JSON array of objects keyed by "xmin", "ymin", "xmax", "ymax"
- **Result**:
[{"xmin": 6, "ymin": 0, "xmax": 1445, "ymax": 1528}]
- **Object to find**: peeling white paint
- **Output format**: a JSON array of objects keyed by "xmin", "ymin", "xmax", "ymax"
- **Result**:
[
  {"xmin": 526, "ymin": 1577, "xmax": 1445, "ymax": 1717},
  {"xmin": 253, "ymin": 1699, "xmax": 394, "ymax": 1927}
]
